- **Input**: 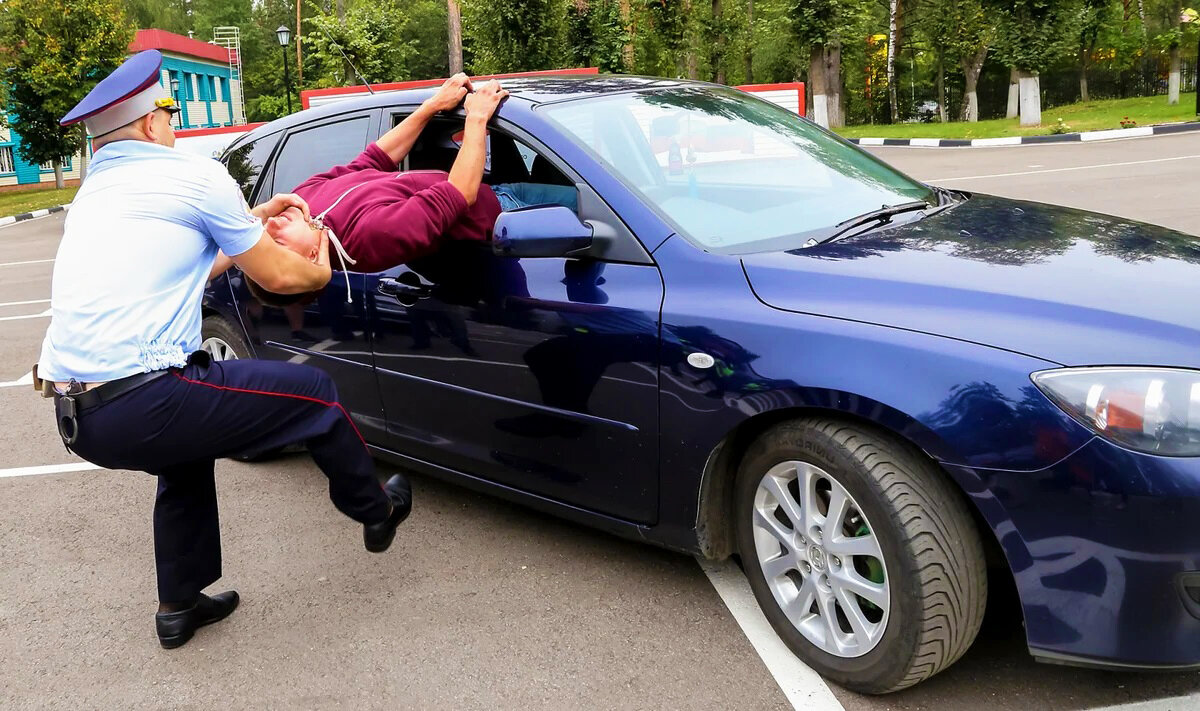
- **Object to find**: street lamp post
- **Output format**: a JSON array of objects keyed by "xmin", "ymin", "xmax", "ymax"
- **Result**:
[
  {"xmin": 170, "ymin": 77, "xmax": 181, "ymax": 128},
  {"xmin": 277, "ymin": 25, "xmax": 293, "ymax": 115}
]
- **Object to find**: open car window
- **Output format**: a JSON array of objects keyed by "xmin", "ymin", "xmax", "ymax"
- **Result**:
[{"xmin": 397, "ymin": 114, "xmax": 575, "ymax": 195}]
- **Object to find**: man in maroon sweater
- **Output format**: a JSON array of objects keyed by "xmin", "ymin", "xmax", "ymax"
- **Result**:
[{"xmin": 240, "ymin": 75, "xmax": 575, "ymax": 288}]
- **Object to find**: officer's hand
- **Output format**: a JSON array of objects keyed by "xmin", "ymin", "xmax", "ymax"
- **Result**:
[
  {"xmin": 426, "ymin": 73, "xmax": 473, "ymax": 113},
  {"xmin": 255, "ymin": 193, "xmax": 311, "ymax": 223},
  {"xmin": 312, "ymin": 230, "xmax": 333, "ymax": 282}
]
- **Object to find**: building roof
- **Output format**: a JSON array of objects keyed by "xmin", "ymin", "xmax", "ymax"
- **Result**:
[{"xmin": 129, "ymin": 29, "xmax": 231, "ymax": 64}]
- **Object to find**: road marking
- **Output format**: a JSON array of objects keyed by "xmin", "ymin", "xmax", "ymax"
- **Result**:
[
  {"xmin": 0, "ymin": 308, "xmax": 51, "ymax": 322},
  {"xmin": 0, "ymin": 298, "xmax": 49, "ymax": 307},
  {"xmin": 0, "ymin": 371, "xmax": 33, "ymax": 388},
  {"xmin": 0, "ymin": 462, "xmax": 103, "ymax": 480},
  {"xmin": 1089, "ymin": 693, "xmax": 1200, "ymax": 710},
  {"xmin": 0, "ymin": 258, "xmax": 54, "ymax": 267},
  {"xmin": 928, "ymin": 153, "xmax": 1200, "ymax": 183},
  {"xmin": 698, "ymin": 558, "xmax": 846, "ymax": 711}
]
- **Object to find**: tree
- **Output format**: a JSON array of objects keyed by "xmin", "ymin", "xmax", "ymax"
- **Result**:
[
  {"xmin": 744, "ymin": 0, "xmax": 754, "ymax": 83},
  {"xmin": 0, "ymin": 0, "xmax": 133, "ymax": 187},
  {"xmin": 448, "ymin": 0, "xmax": 464, "ymax": 73},
  {"xmin": 566, "ymin": 0, "xmax": 629, "ymax": 72},
  {"xmin": 1077, "ymin": 0, "xmax": 1115, "ymax": 101},
  {"xmin": 121, "ymin": 0, "xmax": 188, "ymax": 34},
  {"xmin": 886, "ymin": 0, "xmax": 904, "ymax": 123},
  {"xmin": 461, "ymin": 0, "xmax": 568, "ymax": 72},
  {"xmin": 633, "ymin": 0, "xmax": 689, "ymax": 77},
  {"xmin": 708, "ymin": 0, "xmax": 727, "ymax": 83},
  {"xmin": 986, "ymin": 0, "xmax": 1083, "ymax": 126},
  {"xmin": 303, "ymin": 3, "xmax": 417, "ymax": 86},
  {"xmin": 787, "ymin": 0, "xmax": 869, "ymax": 128},
  {"xmin": 923, "ymin": 0, "xmax": 991, "ymax": 122}
]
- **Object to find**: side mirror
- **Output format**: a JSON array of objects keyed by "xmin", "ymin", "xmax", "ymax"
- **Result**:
[{"xmin": 492, "ymin": 206, "xmax": 594, "ymax": 258}]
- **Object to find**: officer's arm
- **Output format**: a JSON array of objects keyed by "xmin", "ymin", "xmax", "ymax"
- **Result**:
[
  {"xmin": 231, "ymin": 233, "xmax": 332, "ymax": 294},
  {"xmin": 209, "ymin": 252, "xmax": 235, "ymax": 281}
]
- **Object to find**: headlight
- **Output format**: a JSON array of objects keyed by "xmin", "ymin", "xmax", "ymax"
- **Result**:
[{"xmin": 1031, "ymin": 367, "xmax": 1200, "ymax": 457}]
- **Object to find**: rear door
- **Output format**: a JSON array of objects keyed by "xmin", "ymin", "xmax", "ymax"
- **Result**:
[{"xmin": 225, "ymin": 110, "xmax": 388, "ymax": 439}]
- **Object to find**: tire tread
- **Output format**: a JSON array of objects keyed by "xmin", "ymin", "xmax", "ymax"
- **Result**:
[{"xmin": 748, "ymin": 418, "xmax": 987, "ymax": 693}]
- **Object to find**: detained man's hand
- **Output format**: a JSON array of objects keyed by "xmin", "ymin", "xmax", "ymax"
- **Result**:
[
  {"xmin": 426, "ymin": 73, "xmax": 473, "ymax": 113},
  {"xmin": 253, "ymin": 193, "xmax": 311, "ymax": 223},
  {"xmin": 463, "ymin": 80, "xmax": 508, "ymax": 123}
]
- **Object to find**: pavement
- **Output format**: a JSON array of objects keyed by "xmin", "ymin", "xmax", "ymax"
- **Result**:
[{"xmin": 1, "ymin": 133, "xmax": 1199, "ymax": 710}]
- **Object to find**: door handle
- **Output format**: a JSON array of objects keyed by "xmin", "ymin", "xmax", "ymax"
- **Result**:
[{"xmin": 377, "ymin": 276, "xmax": 432, "ymax": 304}]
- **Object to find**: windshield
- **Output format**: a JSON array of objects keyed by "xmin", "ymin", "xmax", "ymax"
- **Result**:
[{"xmin": 541, "ymin": 87, "xmax": 934, "ymax": 252}]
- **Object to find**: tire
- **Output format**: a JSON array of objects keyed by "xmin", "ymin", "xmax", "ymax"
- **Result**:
[
  {"xmin": 200, "ymin": 315, "xmax": 252, "ymax": 362},
  {"xmin": 199, "ymin": 315, "xmax": 289, "ymax": 463},
  {"xmin": 734, "ymin": 418, "xmax": 986, "ymax": 694}
]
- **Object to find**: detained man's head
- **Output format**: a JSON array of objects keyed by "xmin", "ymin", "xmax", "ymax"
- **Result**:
[{"xmin": 265, "ymin": 205, "xmax": 322, "ymax": 261}]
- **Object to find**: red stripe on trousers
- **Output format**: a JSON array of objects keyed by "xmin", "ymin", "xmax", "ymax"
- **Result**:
[{"xmin": 172, "ymin": 372, "xmax": 368, "ymax": 446}]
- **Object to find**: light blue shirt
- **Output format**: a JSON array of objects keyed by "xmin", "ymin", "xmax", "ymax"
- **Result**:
[{"xmin": 38, "ymin": 140, "xmax": 263, "ymax": 383}]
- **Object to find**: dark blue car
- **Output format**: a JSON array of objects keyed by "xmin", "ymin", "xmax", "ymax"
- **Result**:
[{"xmin": 202, "ymin": 77, "xmax": 1200, "ymax": 693}]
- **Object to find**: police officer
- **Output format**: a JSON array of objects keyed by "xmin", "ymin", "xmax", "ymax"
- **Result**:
[{"xmin": 36, "ymin": 50, "xmax": 412, "ymax": 649}]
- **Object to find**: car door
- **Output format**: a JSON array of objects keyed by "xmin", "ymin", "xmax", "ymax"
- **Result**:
[
  {"xmin": 226, "ymin": 110, "xmax": 388, "ymax": 439},
  {"xmin": 367, "ymin": 118, "xmax": 664, "ymax": 524}
]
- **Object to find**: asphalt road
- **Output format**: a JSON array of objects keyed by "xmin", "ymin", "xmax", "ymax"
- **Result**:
[{"xmin": 1, "ymin": 133, "xmax": 1198, "ymax": 711}]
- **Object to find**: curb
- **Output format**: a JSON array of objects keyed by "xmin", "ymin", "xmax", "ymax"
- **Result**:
[
  {"xmin": 0, "ymin": 204, "xmax": 69, "ymax": 227},
  {"xmin": 847, "ymin": 120, "xmax": 1200, "ymax": 147}
]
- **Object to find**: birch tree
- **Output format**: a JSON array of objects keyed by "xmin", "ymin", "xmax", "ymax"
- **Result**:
[{"xmin": 987, "ymin": 0, "xmax": 1083, "ymax": 126}]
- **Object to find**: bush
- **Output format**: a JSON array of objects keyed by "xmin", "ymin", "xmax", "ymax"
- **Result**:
[{"xmin": 1049, "ymin": 117, "xmax": 1072, "ymax": 134}]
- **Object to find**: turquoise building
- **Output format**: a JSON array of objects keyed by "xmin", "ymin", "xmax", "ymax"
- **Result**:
[{"xmin": 1, "ymin": 27, "xmax": 245, "ymax": 188}]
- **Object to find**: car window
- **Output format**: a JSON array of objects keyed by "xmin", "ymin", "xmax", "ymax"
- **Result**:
[
  {"xmin": 222, "ymin": 132, "xmax": 282, "ymax": 202},
  {"xmin": 273, "ymin": 116, "xmax": 371, "ymax": 193},
  {"xmin": 543, "ymin": 87, "xmax": 934, "ymax": 253}
]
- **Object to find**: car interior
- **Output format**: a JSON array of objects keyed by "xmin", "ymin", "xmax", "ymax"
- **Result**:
[{"xmin": 400, "ymin": 115, "xmax": 576, "ymax": 192}]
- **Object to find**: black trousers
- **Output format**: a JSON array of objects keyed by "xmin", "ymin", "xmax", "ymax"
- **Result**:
[{"xmin": 65, "ymin": 355, "xmax": 390, "ymax": 603}]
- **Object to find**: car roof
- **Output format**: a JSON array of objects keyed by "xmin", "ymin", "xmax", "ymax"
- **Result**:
[{"xmin": 233, "ymin": 75, "xmax": 710, "ymax": 144}]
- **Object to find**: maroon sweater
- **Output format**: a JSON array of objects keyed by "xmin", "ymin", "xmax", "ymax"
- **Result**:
[{"xmin": 294, "ymin": 143, "xmax": 502, "ymax": 273}]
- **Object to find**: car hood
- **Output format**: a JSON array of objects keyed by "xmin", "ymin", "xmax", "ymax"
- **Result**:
[{"xmin": 741, "ymin": 194, "xmax": 1200, "ymax": 367}]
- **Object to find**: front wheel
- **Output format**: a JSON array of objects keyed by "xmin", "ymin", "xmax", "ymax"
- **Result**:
[
  {"xmin": 200, "ymin": 315, "xmax": 251, "ymax": 362},
  {"xmin": 734, "ymin": 418, "xmax": 987, "ymax": 694}
]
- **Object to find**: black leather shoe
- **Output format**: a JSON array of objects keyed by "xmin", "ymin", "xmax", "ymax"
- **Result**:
[
  {"xmin": 364, "ymin": 474, "xmax": 412, "ymax": 553},
  {"xmin": 155, "ymin": 590, "xmax": 240, "ymax": 649}
]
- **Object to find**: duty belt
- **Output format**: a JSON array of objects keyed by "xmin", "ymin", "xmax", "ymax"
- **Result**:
[{"xmin": 44, "ymin": 368, "xmax": 172, "ymax": 447}]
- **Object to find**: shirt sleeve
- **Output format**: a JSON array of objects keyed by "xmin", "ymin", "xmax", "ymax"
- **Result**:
[
  {"xmin": 199, "ymin": 168, "xmax": 265, "ymax": 257},
  {"xmin": 293, "ymin": 144, "xmax": 398, "ymax": 195},
  {"xmin": 350, "ymin": 181, "xmax": 470, "ymax": 268}
]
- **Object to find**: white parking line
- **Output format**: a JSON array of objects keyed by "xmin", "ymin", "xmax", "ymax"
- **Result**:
[
  {"xmin": 0, "ymin": 258, "xmax": 54, "ymax": 267},
  {"xmin": 0, "ymin": 461, "xmax": 102, "ymax": 480},
  {"xmin": 0, "ymin": 299, "xmax": 49, "ymax": 308},
  {"xmin": 0, "ymin": 308, "xmax": 51, "ymax": 322},
  {"xmin": 0, "ymin": 371, "xmax": 33, "ymax": 388},
  {"xmin": 1089, "ymin": 693, "xmax": 1200, "ymax": 710},
  {"xmin": 927, "ymin": 153, "xmax": 1200, "ymax": 183},
  {"xmin": 698, "ymin": 558, "xmax": 846, "ymax": 711}
]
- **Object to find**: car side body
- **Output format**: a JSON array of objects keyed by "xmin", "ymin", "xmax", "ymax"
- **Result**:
[{"xmin": 203, "ymin": 76, "xmax": 1200, "ymax": 685}]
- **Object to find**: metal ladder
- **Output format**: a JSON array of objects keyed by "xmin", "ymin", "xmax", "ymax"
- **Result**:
[{"xmin": 211, "ymin": 26, "xmax": 246, "ymax": 125}]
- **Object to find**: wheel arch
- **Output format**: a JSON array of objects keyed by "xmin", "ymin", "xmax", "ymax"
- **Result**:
[{"xmin": 693, "ymin": 402, "xmax": 1019, "ymax": 586}]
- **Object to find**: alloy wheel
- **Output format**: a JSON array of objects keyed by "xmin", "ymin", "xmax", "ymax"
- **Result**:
[
  {"xmin": 200, "ymin": 336, "xmax": 238, "ymax": 361},
  {"xmin": 750, "ymin": 460, "xmax": 890, "ymax": 658}
]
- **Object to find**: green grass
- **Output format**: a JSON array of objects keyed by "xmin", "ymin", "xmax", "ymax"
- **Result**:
[
  {"xmin": 0, "ymin": 186, "xmax": 78, "ymax": 217},
  {"xmin": 835, "ymin": 93, "xmax": 1199, "ymax": 139}
]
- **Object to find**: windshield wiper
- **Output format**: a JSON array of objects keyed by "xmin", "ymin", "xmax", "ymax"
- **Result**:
[{"xmin": 803, "ymin": 200, "xmax": 932, "ymax": 248}]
